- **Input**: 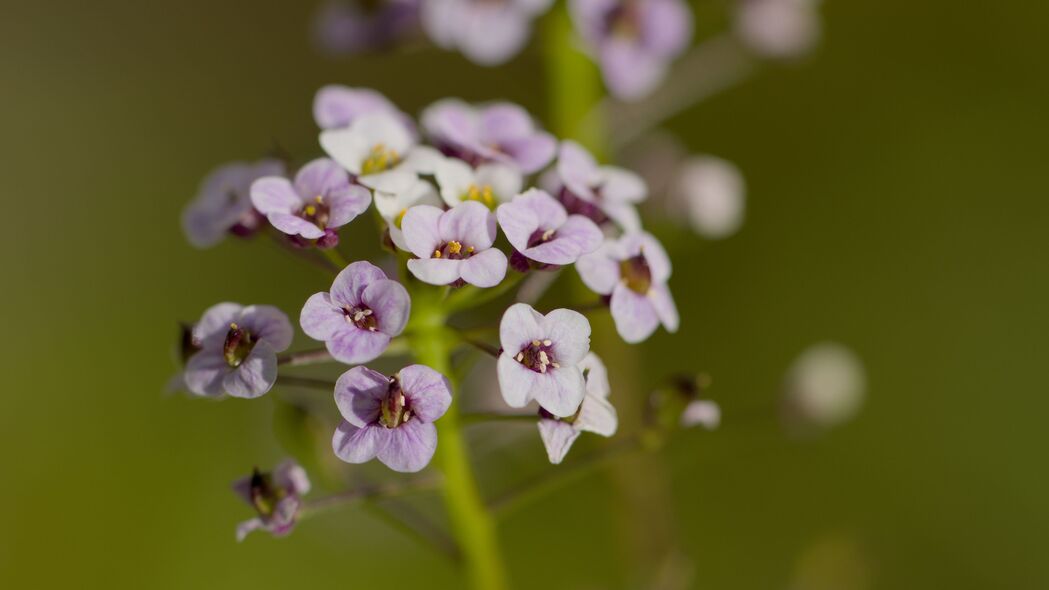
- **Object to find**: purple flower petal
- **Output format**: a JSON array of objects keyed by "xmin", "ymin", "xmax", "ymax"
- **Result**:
[
  {"xmin": 273, "ymin": 460, "xmax": 311, "ymax": 495},
  {"xmin": 402, "ymin": 205, "xmax": 446, "ymax": 258},
  {"xmin": 236, "ymin": 517, "xmax": 266, "ymax": 542},
  {"xmin": 557, "ymin": 140, "xmax": 600, "ymax": 200},
  {"xmin": 499, "ymin": 302, "xmax": 545, "ymax": 353},
  {"xmin": 532, "ymin": 366, "xmax": 586, "ymax": 417},
  {"xmin": 480, "ymin": 103, "xmax": 535, "ymax": 143},
  {"xmin": 327, "ymin": 325, "xmax": 392, "ymax": 364},
  {"xmin": 294, "ymin": 158, "xmax": 349, "ymax": 198},
  {"xmin": 332, "ymin": 421, "xmax": 387, "ymax": 464},
  {"xmin": 575, "ymin": 394, "xmax": 617, "ymax": 436},
  {"xmin": 325, "ymin": 184, "xmax": 373, "ymax": 228},
  {"xmin": 240, "ymin": 305, "xmax": 294, "ymax": 351},
  {"xmin": 439, "ymin": 202, "xmax": 497, "ymax": 249},
  {"xmin": 610, "ymin": 282, "xmax": 660, "ymax": 343},
  {"xmin": 500, "ymin": 134, "xmax": 557, "ymax": 174},
  {"xmin": 406, "ymin": 258, "xmax": 463, "ymax": 285},
  {"xmin": 600, "ymin": 39, "xmax": 667, "ymax": 101},
  {"xmin": 575, "ymin": 244, "xmax": 621, "ymax": 295},
  {"xmin": 459, "ymin": 248, "xmax": 508, "ymax": 288},
  {"xmin": 330, "ymin": 261, "xmax": 390, "ymax": 307},
  {"xmin": 377, "ymin": 419, "xmax": 437, "ymax": 473},
  {"xmin": 643, "ymin": 0, "xmax": 693, "ymax": 57},
  {"xmin": 300, "ymin": 292, "xmax": 344, "ymax": 341},
  {"xmin": 496, "ymin": 354, "xmax": 539, "ymax": 408},
  {"xmin": 537, "ymin": 419, "xmax": 581, "ymax": 464},
  {"xmin": 398, "ymin": 364, "xmax": 452, "ymax": 422},
  {"xmin": 334, "ymin": 366, "xmax": 389, "ymax": 427},
  {"xmin": 524, "ymin": 215, "xmax": 603, "ymax": 265},
  {"xmin": 251, "ymin": 177, "xmax": 302, "ymax": 215},
  {"xmin": 267, "ymin": 212, "xmax": 326, "ymax": 239},
  {"xmin": 458, "ymin": 3, "xmax": 530, "ymax": 65},
  {"xmin": 361, "ymin": 280, "xmax": 411, "ymax": 336},
  {"xmin": 222, "ymin": 341, "xmax": 277, "ymax": 399},
  {"xmin": 648, "ymin": 282, "xmax": 679, "ymax": 333},
  {"xmin": 579, "ymin": 352, "xmax": 611, "ymax": 400},
  {"xmin": 313, "ymin": 85, "xmax": 398, "ymax": 130},
  {"xmin": 184, "ymin": 350, "xmax": 230, "ymax": 397},
  {"xmin": 638, "ymin": 233, "xmax": 672, "ymax": 282},
  {"xmin": 541, "ymin": 308, "xmax": 591, "ymax": 366},
  {"xmin": 496, "ymin": 199, "xmax": 541, "ymax": 252},
  {"xmin": 600, "ymin": 167, "xmax": 648, "ymax": 204},
  {"xmin": 193, "ymin": 303, "xmax": 243, "ymax": 344}
]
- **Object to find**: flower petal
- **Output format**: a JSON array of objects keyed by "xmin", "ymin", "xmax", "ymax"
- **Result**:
[
  {"xmin": 240, "ymin": 305, "xmax": 294, "ymax": 351},
  {"xmin": 680, "ymin": 400, "xmax": 720, "ymax": 429},
  {"xmin": 330, "ymin": 261, "xmax": 389, "ymax": 307},
  {"xmin": 327, "ymin": 326, "xmax": 391, "ymax": 364},
  {"xmin": 361, "ymin": 279, "xmax": 411, "ymax": 336},
  {"xmin": 537, "ymin": 419, "xmax": 581, "ymax": 464},
  {"xmin": 599, "ymin": 39, "xmax": 667, "ymax": 101},
  {"xmin": 273, "ymin": 460, "xmax": 311, "ymax": 495},
  {"xmin": 610, "ymin": 283, "xmax": 660, "ymax": 343},
  {"xmin": 267, "ymin": 212, "xmax": 325, "ymax": 239},
  {"xmin": 649, "ymin": 282, "xmax": 679, "ymax": 333},
  {"xmin": 499, "ymin": 302, "xmax": 545, "ymax": 353},
  {"xmin": 640, "ymin": 233, "xmax": 673, "ymax": 282},
  {"xmin": 501, "ymin": 133, "xmax": 557, "ymax": 174},
  {"xmin": 334, "ymin": 366, "xmax": 389, "ymax": 426},
  {"xmin": 524, "ymin": 214, "xmax": 603, "ymax": 265},
  {"xmin": 401, "ymin": 205, "xmax": 445, "ymax": 258},
  {"xmin": 300, "ymin": 292, "xmax": 344, "ymax": 341},
  {"xmin": 542, "ymin": 308, "xmax": 591, "ymax": 366},
  {"xmin": 575, "ymin": 394, "xmax": 618, "ymax": 436},
  {"xmin": 599, "ymin": 166, "xmax": 648, "ymax": 204},
  {"xmin": 439, "ymin": 201, "xmax": 497, "ymax": 249},
  {"xmin": 251, "ymin": 177, "xmax": 302, "ymax": 215},
  {"xmin": 184, "ymin": 351, "xmax": 230, "ymax": 397},
  {"xmin": 435, "ymin": 157, "xmax": 475, "ymax": 207},
  {"xmin": 313, "ymin": 85, "xmax": 396, "ymax": 130},
  {"xmin": 294, "ymin": 158, "xmax": 349, "ymax": 198},
  {"xmin": 193, "ymin": 303, "xmax": 243, "ymax": 344},
  {"xmin": 475, "ymin": 162, "xmax": 523, "ymax": 202},
  {"xmin": 557, "ymin": 140, "xmax": 599, "ymax": 199},
  {"xmin": 496, "ymin": 198, "xmax": 541, "ymax": 253},
  {"xmin": 398, "ymin": 364, "xmax": 452, "ymax": 422},
  {"xmin": 407, "ymin": 258, "xmax": 463, "ymax": 285},
  {"xmin": 377, "ymin": 419, "xmax": 437, "ymax": 473},
  {"xmin": 575, "ymin": 243, "xmax": 620, "ymax": 294},
  {"xmin": 459, "ymin": 248, "xmax": 508, "ymax": 288},
  {"xmin": 325, "ymin": 184, "xmax": 373, "ymax": 228},
  {"xmin": 332, "ymin": 421, "xmax": 387, "ymax": 464},
  {"xmin": 320, "ymin": 127, "xmax": 370, "ymax": 175},
  {"xmin": 579, "ymin": 352, "xmax": 610, "ymax": 400},
  {"xmin": 223, "ymin": 341, "xmax": 277, "ymax": 399},
  {"xmin": 533, "ymin": 366, "xmax": 586, "ymax": 418},
  {"xmin": 236, "ymin": 518, "xmax": 266, "ymax": 542},
  {"xmin": 497, "ymin": 353, "xmax": 538, "ymax": 407}
]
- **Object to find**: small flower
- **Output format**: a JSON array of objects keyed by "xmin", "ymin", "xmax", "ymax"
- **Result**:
[
  {"xmin": 497, "ymin": 303, "xmax": 592, "ymax": 417},
  {"xmin": 671, "ymin": 156, "xmax": 746, "ymax": 239},
  {"xmin": 332, "ymin": 364, "xmax": 452, "ymax": 472},
  {"xmin": 321, "ymin": 111, "xmax": 440, "ymax": 197},
  {"xmin": 781, "ymin": 342, "xmax": 865, "ymax": 432},
  {"xmin": 312, "ymin": 0, "xmax": 421, "ymax": 57},
  {"xmin": 421, "ymin": 0, "xmax": 554, "ymax": 66},
  {"xmin": 232, "ymin": 460, "xmax": 311, "ymax": 541},
  {"xmin": 421, "ymin": 99, "xmax": 556, "ymax": 174},
  {"xmin": 300, "ymin": 261, "xmax": 411, "ymax": 364},
  {"xmin": 569, "ymin": 0, "xmax": 693, "ymax": 100},
  {"xmin": 550, "ymin": 140, "xmax": 647, "ymax": 231},
  {"xmin": 402, "ymin": 202, "xmax": 509, "ymax": 287},
  {"xmin": 735, "ymin": 0, "xmax": 821, "ymax": 59},
  {"xmin": 497, "ymin": 188, "xmax": 603, "ymax": 266},
  {"xmin": 680, "ymin": 400, "xmax": 720, "ymax": 429},
  {"xmin": 537, "ymin": 352, "xmax": 618, "ymax": 463},
  {"xmin": 576, "ymin": 232, "xmax": 678, "ymax": 343},
  {"xmin": 313, "ymin": 84, "xmax": 405, "ymax": 130},
  {"xmin": 184, "ymin": 304, "xmax": 294, "ymax": 398},
  {"xmin": 374, "ymin": 179, "xmax": 443, "ymax": 251},
  {"xmin": 434, "ymin": 157, "xmax": 522, "ymax": 209},
  {"xmin": 182, "ymin": 159, "xmax": 285, "ymax": 248},
  {"xmin": 250, "ymin": 158, "xmax": 372, "ymax": 245}
]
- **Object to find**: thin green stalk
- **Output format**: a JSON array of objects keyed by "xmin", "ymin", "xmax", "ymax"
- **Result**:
[
  {"xmin": 320, "ymin": 247, "xmax": 349, "ymax": 270},
  {"xmin": 411, "ymin": 303, "xmax": 508, "ymax": 590},
  {"xmin": 460, "ymin": 412, "xmax": 538, "ymax": 426}
]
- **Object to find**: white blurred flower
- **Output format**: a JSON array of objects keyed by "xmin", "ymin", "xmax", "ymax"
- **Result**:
[
  {"xmin": 672, "ymin": 156, "xmax": 746, "ymax": 239},
  {"xmin": 680, "ymin": 399, "xmax": 721, "ymax": 429},
  {"xmin": 782, "ymin": 342, "xmax": 866, "ymax": 431},
  {"xmin": 736, "ymin": 0, "xmax": 822, "ymax": 59}
]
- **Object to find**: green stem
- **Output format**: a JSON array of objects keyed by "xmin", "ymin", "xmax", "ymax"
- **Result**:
[
  {"xmin": 320, "ymin": 247, "xmax": 349, "ymax": 270},
  {"xmin": 460, "ymin": 412, "xmax": 537, "ymax": 426},
  {"xmin": 542, "ymin": 4, "xmax": 606, "ymax": 154},
  {"xmin": 412, "ymin": 305, "xmax": 508, "ymax": 590}
]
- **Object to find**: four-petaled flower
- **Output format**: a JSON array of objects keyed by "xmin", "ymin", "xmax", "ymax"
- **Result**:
[
  {"xmin": 184, "ymin": 303, "xmax": 293, "ymax": 398},
  {"xmin": 332, "ymin": 365, "xmax": 453, "ymax": 472},
  {"xmin": 549, "ymin": 140, "xmax": 647, "ymax": 231},
  {"xmin": 250, "ymin": 158, "xmax": 372, "ymax": 246},
  {"xmin": 497, "ymin": 303, "xmax": 592, "ymax": 417},
  {"xmin": 421, "ymin": 0, "xmax": 555, "ymax": 66},
  {"xmin": 373, "ymin": 178, "xmax": 443, "ymax": 251},
  {"xmin": 182, "ymin": 159, "xmax": 284, "ymax": 248},
  {"xmin": 497, "ymin": 188, "xmax": 604, "ymax": 267},
  {"xmin": 300, "ymin": 261, "xmax": 411, "ymax": 365},
  {"xmin": 537, "ymin": 352, "xmax": 618, "ymax": 463},
  {"xmin": 402, "ymin": 202, "xmax": 509, "ymax": 287},
  {"xmin": 232, "ymin": 460, "xmax": 311, "ymax": 541},
  {"xmin": 421, "ymin": 99, "xmax": 556, "ymax": 174},
  {"xmin": 569, "ymin": 0, "xmax": 693, "ymax": 101},
  {"xmin": 434, "ymin": 157, "xmax": 522, "ymax": 209},
  {"xmin": 576, "ymin": 232, "xmax": 679, "ymax": 343}
]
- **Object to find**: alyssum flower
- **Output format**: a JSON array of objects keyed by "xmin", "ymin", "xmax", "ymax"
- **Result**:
[
  {"xmin": 576, "ymin": 232, "xmax": 679, "ymax": 343},
  {"xmin": 332, "ymin": 364, "xmax": 453, "ymax": 472},
  {"xmin": 313, "ymin": 0, "xmax": 421, "ymax": 57},
  {"xmin": 313, "ymin": 84, "xmax": 407, "ymax": 131},
  {"xmin": 434, "ymin": 156, "xmax": 522, "ymax": 209},
  {"xmin": 497, "ymin": 188, "xmax": 603, "ymax": 267},
  {"xmin": 184, "ymin": 303, "xmax": 293, "ymax": 398},
  {"xmin": 402, "ymin": 201, "xmax": 509, "ymax": 287},
  {"xmin": 421, "ymin": 99, "xmax": 556, "ymax": 174},
  {"xmin": 497, "ymin": 303, "xmax": 592, "ymax": 417},
  {"xmin": 421, "ymin": 0, "xmax": 554, "ymax": 66},
  {"xmin": 232, "ymin": 460, "xmax": 311, "ymax": 541},
  {"xmin": 182, "ymin": 158, "xmax": 284, "ymax": 248},
  {"xmin": 300, "ymin": 261, "xmax": 411, "ymax": 364},
  {"xmin": 250, "ymin": 157, "xmax": 371, "ymax": 247},
  {"xmin": 548, "ymin": 140, "xmax": 647, "ymax": 231},
  {"xmin": 537, "ymin": 352, "xmax": 618, "ymax": 463}
]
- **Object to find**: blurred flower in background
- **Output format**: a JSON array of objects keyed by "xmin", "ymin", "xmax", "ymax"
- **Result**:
[
  {"xmin": 735, "ymin": 0, "xmax": 822, "ymax": 59},
  {"xmin": 671, "ymin": 155, "xmax": 747, "ymax": 240},
  {"xmin": 313, "ymin": 0, "xmax": 422, "ymax": 56},
  {"xmin": 781, "ymin": 342, "xmax": 867, "ymax": 434},
  {"xmin": 421, "ymin": 0, "xmax": 554, "ymax": 65},
  {"xmin": 787, "ymin": 532, "xmax": 873, "ymax": 590}
]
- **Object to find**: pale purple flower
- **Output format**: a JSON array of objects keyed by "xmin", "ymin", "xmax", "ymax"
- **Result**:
[
  {"xmin": 232, "ymin": 460, "xmax": 311, "ymax": 541},
  {"xmin": 569, "ymin": 0, "xmax": 693, "ymax": 101},
  {"xmin": 184, "ymin": 303, "xmax": 294, "ymax": 398},
  {"xmin": 497, "ymin": 303, "xmax": 592, "ymax": 417},
  {"xmin": 182, "ymin": 159, "xmax": 284, "ymax": 248},
  {"xmin": 332, "ymin": 364, "xmax": 452, "ymax": 472},
  {"xmin": 434, "ymin": 156, "xmax": 522, "ymax": 209},
  {"xmin": 550, "ymin": 140, "xmax": 647, "ymax": 231},
  {"xmin": 537, "ymin": 352, "xmax": 617, "ymax": 463},
  {"xmin": 575, "ymin": 232, "xmax": 678, "ymax": 343},
  {"xmin": 402, "ymin": 202, "xmax": 508, "ymax": 287},
  {"xmin": 421, "ymin": 99, "xmax": 556, "ymax": 174},
  {"xmin": 313, "ymin": 0, "xmax": 420, "ymax": 57},
  {"xmin": 313, "ymin": 84, "xmax": 404, "ymax": 130},
  {"xmin": 671, "ymin": 156, "xmax": 746, "ymax": 239},
  {"xmin": 736, "ymin": 0, "xmax": 821, "ymax": 59},
  {"xmin": 374, "ymin": 179, "xmax": 443, "ymax": 251},
  {"xmin": 421, "ymin": 0, "xmax": 554, "ymax": 66},
  {"xmin": 250, "ymin": 158, "xmax": 371, "ymax": 245},
  {"xmin": 300, "ymin": 261, "xmax": 410, "ymax": 365},
  {"xmin": 680, "ymin": 400, "xmax": 721, "ymax": 429},
  {"xmin": 497, "ymin": 188, "xmax": 603, "ymax": 266}
]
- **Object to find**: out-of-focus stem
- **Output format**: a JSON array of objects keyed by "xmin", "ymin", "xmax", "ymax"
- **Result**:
[
  {"xmin": 320, "ymin": 247, "xmax": 349, "ymax": 270},
  {"xmin": 275, "ymin": 375, "xmax": 336, "ymax": 390},
  {"xmin": 460, "ymin": 412, "xmax": 537, "ymax": 426},
  {"xmin": 300, "ymin": 476, "xmax": 440, "ymax": 516},
  {"xmin": 277, "ymin": 348, "xmax": 333, "ymax": 366},
  {"xmin": 412, "ymin": 303, "xmax": 508, "ymax": 590}
]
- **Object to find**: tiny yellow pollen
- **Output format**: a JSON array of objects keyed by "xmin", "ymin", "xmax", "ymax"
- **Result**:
[
  {"xmin": 466, "ymin": 246, "xmax": 475, "ymax": 254},
  {"xmin": 532, "ymin": 340, "xmax": 541, "ymax": 347},
  {"xmin": 229, "ymin": 323, "xmax": 239, "ymax": 330},
  {"xmin": 315, "ymin": 195, "xmax": 324, "ymax": 203},
  {"xmin": 542, "ymin": 339, "xmax": 552, "ymax": 346},
  {"xmin": 433, "ymin": 250, "xmax": 442, "ymax": 258},
  {"xmin": 447, "ymin": 241, "xmax": 463, "ymax": 255},
  {"xmin": 304, "ymin": 205, "xmax": 317, "ymax": 216},
  {"xmin": 551, "ymin": 362, "xmax": 560, "ymax": 369}
]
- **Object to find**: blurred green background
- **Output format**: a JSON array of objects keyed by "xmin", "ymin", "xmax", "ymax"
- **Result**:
[{"xmin": 3, "ymin": 0, "xmax": 1047, "ymax": 588}]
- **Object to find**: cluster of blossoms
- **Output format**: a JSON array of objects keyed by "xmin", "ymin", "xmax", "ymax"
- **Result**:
[{"xmin": 179, "ymin": 86, "xmax": 715, "ymax": 539}]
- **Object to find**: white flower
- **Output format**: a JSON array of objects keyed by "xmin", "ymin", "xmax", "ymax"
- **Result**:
[
  {"xmin": 672, "ymin": 156, "xmax": 746, "ymax": 239},
  {"xmin": 537, "ymin": 353, "xmax": 618, "ymax": 463},
  {"xmin": 782, "ymin": 342, "xmax": 866, "ymax": 430},
  {"xmin": 434, "ymin": 157, "xmax": 522, "ymax": 209}
]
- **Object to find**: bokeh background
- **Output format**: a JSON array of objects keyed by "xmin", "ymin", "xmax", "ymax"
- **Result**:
[{"xmin": 3, "ymin": 1, "xmax": 1047, "ymax": 588}]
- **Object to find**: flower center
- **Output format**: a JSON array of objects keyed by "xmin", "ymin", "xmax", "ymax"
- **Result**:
[
  {"xmin": 249, "ymin": 468, "xmax": 288, "ymax": 518},
  {"xmin": 343, "ymin": 305, "xmax": 378, "ymax": 331},
  {"xmin": 605, "ymin": 1, "xmax": 641, "ymax": 40},
  {"xmin": 526, "ymin": 228, "xmax": 557, "ymax": 248},
  {"xmin": 223, "ymin": 322, "xmax": 257, "ymax": 367},
  {"xmin": 461, "ymin": 184, "xmax": 496, "ymax": 209},
  {"xmin": 515, "ymin": 339, "xmax": 560, "ymax": 374},
  {"xmin": 620, "ymin": 254, "xmax": 652, "ymax": 294},
  {"xmin": 299, "ymin": 195, "xmax": 331, "ymax": 229},
  {"xmin": 432, "ymin": 240, "xmax": 475, "ymax": 260},
  {"xmin": 361, "ymin": 143, "xmax": 401, "ymax": 175},
  {"xmin": 379, "ymin": 376, "xmax": 412, "ymax": 428}
]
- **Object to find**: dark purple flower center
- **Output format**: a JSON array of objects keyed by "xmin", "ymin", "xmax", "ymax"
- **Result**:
[
  {"xmin": 526, "ymin": 227, "xmax": 557, "ymax": 248},
  {"xmin": 605, "ymin": 1, "xmax": 642, "ymax": 40},
  {"xmin": 299, "ymin": 196, "xmax": 331, "ymax": 229},
  {"xmin": 249, "ymin": 468, "xmax": 288, "ymax": 518},
  {"xmin": 515, "ymin": 339, "xmax": 560, "ymax": 374},
  {"xmin": 379, "ymin": 376, "xmax": 413, "ymax": 428},
  {"xmin": 223, "ymin": 323, "xmax": 257, "ymax": 367},
  {"xmin": 343, "ymin": 304, "xmax": 379, "ymax": 331},
  {"xmin": 557, "ymin": 187, "xmax": 610, "ymax": 226},
  {"xmin": 620, "ymin": 254, "xmax": 652, "ymax": 294},
  {"xmin": 431, "ymin": 240, "xmax": 475, "ymax": 260}
]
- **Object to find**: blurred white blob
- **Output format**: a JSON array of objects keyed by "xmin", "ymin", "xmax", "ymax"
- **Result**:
[
  {"xmin": 782, "ymin": 342, "xmax": 866, "ymax": 432},
  {"xmin": 788, "ymin": 532, "xmax": 873, "ymax": 590},
  {"xmin": 672, "ymin": 156, "xmax": 746, "ymax": 239},
  {"xmin": 736, "ymin": 0, "xmax": 822, "ymax": 59},
  {"xmin": 680, "ymin": 399, "xmax": 721, "ymax": 430}
]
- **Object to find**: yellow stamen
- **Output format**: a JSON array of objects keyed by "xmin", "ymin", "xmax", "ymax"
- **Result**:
[
  {"xmin": 304, "ymin": 205, "xmax": 317, "ymax": 216},
  {"xmin": 447, "ymin": 241, "xmax": 463, "ymax": 255},
  {"xmin": 394, "ymin": 208, "xmax": 408, "ymax": 229},
  {"xmin": 433, "ymin": 249, "xmax": 442, "ymax": 258}
]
